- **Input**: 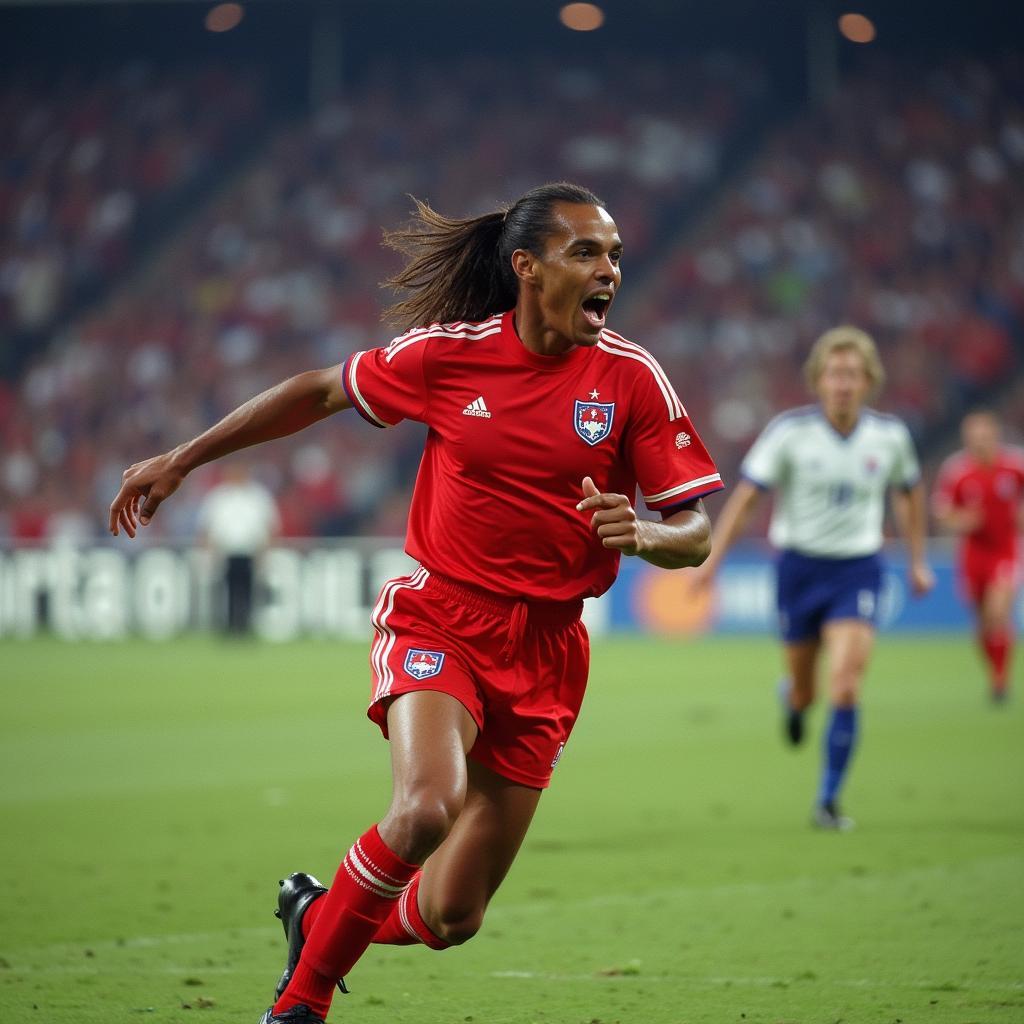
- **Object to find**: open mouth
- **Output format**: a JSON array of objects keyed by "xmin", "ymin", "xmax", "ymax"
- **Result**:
[{"xmin": 580, "ymin": 292, "xmax": 612, "ymax": 329}]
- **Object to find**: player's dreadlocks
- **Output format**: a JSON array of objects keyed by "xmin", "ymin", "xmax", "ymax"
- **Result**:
[{"xmin": 382, "ymin": 182, "xmax": 603, "ymax": 330}]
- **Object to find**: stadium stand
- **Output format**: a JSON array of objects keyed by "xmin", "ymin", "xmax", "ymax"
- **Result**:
[
  {"xmin": 1, "ymin": 53, "xmax": 1021, "ymax": 541},
  {"xmin": 0, "ymin": 63, "xmax": 265, "ymax": 370},
  {"xmin": 626, "ymin": 55, "xmax": 1024, "ymax": 488},
  {"xmin": 0, "ymin": 54, "xmax": 768, "ymax": 540}
]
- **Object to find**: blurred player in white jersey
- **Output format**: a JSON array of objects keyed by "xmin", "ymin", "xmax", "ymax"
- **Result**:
[{"xmin": 695, "ymin": 327, "xmax": 934, "ymax": 828}]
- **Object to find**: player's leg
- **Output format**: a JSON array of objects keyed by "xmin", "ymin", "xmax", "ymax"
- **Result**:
[
  {"xmin": 815, "ymin": 618, "xmax": 874, "ymax": 827},
  {"xmin": 776, "ymin": 552, "xmax": 824, "ymax": 746},
  {"xmin": 270, "ymin": 690, "xmax": 477, "ymax": 1021},
  {"xmin": 979, "ymin": 574, "xmax": 1016, "ymax": 701},
  {"xmin": 962, "ymin": 557, "xmax": 997, "ymax": 694},
  {"xmin": 374, "ymin": 603, "xmax": 587, "ymax": 955},
  {"xmin": 370, "ymin": 758, "xmax": 542, "ymax": 947},
  {"xmin": 780, "ymin": 637, "xmax": 819, "ymax": 744}
]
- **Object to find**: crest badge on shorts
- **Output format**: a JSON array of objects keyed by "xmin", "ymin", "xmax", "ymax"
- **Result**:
[
  {"xmin": 404, "ymin": 648, "xmax": 446, "ymax": 679},
  {"xmin": 574, "ymin": 400, "xmax": 615, "ymax": 446}
]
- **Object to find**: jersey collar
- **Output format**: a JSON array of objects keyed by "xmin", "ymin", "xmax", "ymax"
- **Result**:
[
  {"xmin": 818, "ymin": 404, "xmax": 863, "ymax": 441},
  {"xmin": 501, "ymin": 310, "xmax": 590, "ymax": 372}
]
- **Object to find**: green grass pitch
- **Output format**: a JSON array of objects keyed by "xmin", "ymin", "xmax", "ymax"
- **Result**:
[{"xmin": 0, "ymin": 634, "xmax": 1021, "ymax": 1024}]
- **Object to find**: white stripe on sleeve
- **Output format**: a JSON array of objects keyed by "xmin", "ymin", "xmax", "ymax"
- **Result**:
[
  {"xmin": 643, "ymin": 473, "xmax": 723, "ymax": 505},
  {"xmin": 597, "ymin": 333, "xmax": 685, "ymax": 421},
  {"xmin": 347, "ymin": 351, "xmax": 390, "ymax": 428}
]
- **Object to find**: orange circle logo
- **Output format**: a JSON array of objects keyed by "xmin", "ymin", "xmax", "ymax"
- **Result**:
[{"xmin": 633, "ymin": 567, "xmax": 715, "ymax": 635}]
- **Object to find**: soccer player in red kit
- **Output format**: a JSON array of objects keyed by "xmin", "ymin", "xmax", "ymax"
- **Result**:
[
  {"xmin": 934, "ymin": 410, "xmax": 1024, "ymax": 701},
  {"xmin": 108, "ymin": 183, "xmax": 722, "ymax": 1024}
]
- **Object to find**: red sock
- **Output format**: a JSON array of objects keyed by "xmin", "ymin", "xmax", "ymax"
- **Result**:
[
  {"xmin": 274, "ymin": 825, "xmax": 417, "ymax": 1018},
  {"xmin": 303, "ymin": 869, "xmax": 449, "ymax": 949},
  {"xmin": 372, "ymin": 871, "xmax": 450, "ymax": 949},
  {"xmin": 983, "ymin": 629, "xmax": 1011, "ymax": 690},
  {"xmin": 301, "ymin": 893, "xmax": 323, "ymax": 939}
]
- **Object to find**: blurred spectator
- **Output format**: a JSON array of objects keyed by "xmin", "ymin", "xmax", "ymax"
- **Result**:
[{"xmin": 197, "ymin": 462, "xmax": 279, "ymax": 635}]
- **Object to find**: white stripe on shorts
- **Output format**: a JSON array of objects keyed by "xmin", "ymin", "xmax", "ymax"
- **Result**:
[{"xmin": 370, "ymin": 566, "xmax": 431, "ymax": 703}]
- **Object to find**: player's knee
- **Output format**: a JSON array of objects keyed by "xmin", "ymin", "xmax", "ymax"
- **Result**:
[
  {"xmin": 831, "ymin": 676, "xmax": 859, "ymax": 707},
  {"xmin": 388, "ymin": 791, "xmax": 462, "ymax": 860},
  {"xmin": 433, "ymin": 905, "xmax": 484, "ymax": 946},
  {"xmin": 832, "ymin": 657, "xmax": 867, "ymax": 693},
  {"xmin": 983, "ymin": 608, "xmax": 1009, "ymax": 633}
]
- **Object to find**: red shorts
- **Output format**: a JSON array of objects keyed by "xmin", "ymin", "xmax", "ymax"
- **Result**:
[
  {"xmin": 960, "ymin": 547, "xmax": 1020, "ymax": 605},
  {"xmin": 366, "ymin": 566, "xmax": 590, "ymax": 789}
]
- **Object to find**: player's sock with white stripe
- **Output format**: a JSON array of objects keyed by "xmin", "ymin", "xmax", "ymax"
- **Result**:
[
  {"xmin": 817, "ymin": 705, "xmax": 858, "ymax": 808},
  {"xmin": 273, "ymin": 825, "xmax": 417, "ymax": 1018},
  {"xmin": 298, "ymin": 868, "xmax": 449, "ymax": 950},
  {"xmin": 372, "ymin": 871, "xmax": 450, "ymax": 949}
]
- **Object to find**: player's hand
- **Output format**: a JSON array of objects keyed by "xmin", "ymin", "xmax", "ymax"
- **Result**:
[
  {"xmin": 576, "ymin": 476, "xmax": 644, "ymax": 555},
  {"xmin": 108, "ymin": 451, "xmax": 186, "ymax": 538},
  {"xmin": 959, "ymin": 506, "xmax": 984, "ymax": 533},
  {"xmin": 909, "ymin": 560, "xmax": 935, "ymax": 598}
]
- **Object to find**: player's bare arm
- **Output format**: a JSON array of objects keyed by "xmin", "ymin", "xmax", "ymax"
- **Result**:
[
  {"xmin": 576, "ymin": 476, "xmax": 711, "ymax": 569},
  {"xmin": 690, "ymin": 477, "xmax": 763, "ymax": 582},
  {"xmin": 109, "ymin": 365, "xmax": 351, "ymax": 537},
  {"xmin": 891, "ymin": 482, "xmax": 935, "ymax": 596},
  {"xmin": 934, "ymin": 501, "xmax": 984, "ymax": 535}
]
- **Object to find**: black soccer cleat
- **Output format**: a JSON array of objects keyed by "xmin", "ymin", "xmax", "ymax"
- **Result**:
[
  {"xmin": 812, "ymin": 801, "xmax": 854, "ymax": 831},
  {"xmin": 274, "ymin": 873, "xmax": 348, "ymax": 1000},
  {"xmin": 785, "ymin": 705, "xmax": 805, "ymax": 746},
  {"xmin": 257, "ymin": 1004, "xmax": 325, "ymax": 1024}
]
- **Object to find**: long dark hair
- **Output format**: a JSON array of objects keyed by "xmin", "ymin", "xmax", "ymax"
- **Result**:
[{"xmin": 382, "ymin": 182, "xmax": 603, "ymax": 330}]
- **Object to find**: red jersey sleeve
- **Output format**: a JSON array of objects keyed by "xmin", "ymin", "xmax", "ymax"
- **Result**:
[
  {"xmin": 625, "ymin": 364, "xmax": 723, "ymax": 512},
  {"xmin": 341, "ymin": 333, "xmax": 429, "ymax": 428}
]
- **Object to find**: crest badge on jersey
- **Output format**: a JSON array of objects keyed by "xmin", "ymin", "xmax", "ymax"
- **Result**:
[
  {"xmin": 574, "ymin": 400, "xmax": 615, "ymax": 446},
  {"xmin": 404, "ymin": 648, "xmax": 446, "ymax": 680}
]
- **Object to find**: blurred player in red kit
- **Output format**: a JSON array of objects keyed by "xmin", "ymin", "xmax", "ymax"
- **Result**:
[
  {"xmin": 934, "ymin": 410, "xmax": 1024, "ymax": 702},
  {"xmin": 108, "ymin": 183, "xmax": 722, "ymax": 1024}
]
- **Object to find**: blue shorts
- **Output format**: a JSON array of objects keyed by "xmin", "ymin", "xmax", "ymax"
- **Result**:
[{"xmin": 776, "ymin": 550, "xmax": 883, "ymax": 643}]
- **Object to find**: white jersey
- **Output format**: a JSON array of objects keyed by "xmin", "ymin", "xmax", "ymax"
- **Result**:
[
  {"xmin": 197, "ymin": 481, "xmax": 280, "ymax": 556},
  {"xmin": 741, "ymin": 405, "xmax": 920, "ymax": 558}
]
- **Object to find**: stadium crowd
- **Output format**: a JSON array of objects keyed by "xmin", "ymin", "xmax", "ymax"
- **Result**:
[
  {"xmin": 0, "ymin": 54, "xmax": 765, "ymax": 540},
  {"xmin": 1, "ymin": 53, "xmax": 1022, "ymax": 542},
  {"xmin": 628, "ymin": 55, "xmax": 1024, "ymax": 485},
  {"xmin": 0, "ymin": 63, "xmax": 264, "ymax": 352}
]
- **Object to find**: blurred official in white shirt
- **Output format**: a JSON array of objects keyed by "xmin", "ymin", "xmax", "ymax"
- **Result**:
[{"xmin": 197, "ymin": 463, "xmax": 279, "ymax": 635}]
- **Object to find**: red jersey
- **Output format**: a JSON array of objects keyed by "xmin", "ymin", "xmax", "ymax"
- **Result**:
[
  {"xmin": 934, "ymin": 446, "xmax": 1024, "ymax": 558},
  {"xmin": 342, "ymin": 310, "xmax": 722, "ymax": 601}
]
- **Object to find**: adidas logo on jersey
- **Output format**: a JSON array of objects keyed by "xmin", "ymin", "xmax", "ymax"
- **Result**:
[{"xmin": 462, "ymin": 396, "xmax": 492, "ymax": 419}]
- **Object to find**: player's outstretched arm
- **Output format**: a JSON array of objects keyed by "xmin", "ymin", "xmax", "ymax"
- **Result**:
[
  {"xmin": 891, "ymin": 482, "xmax": 935, "ymax": 597},
  {"xmin": 690, "ymin": 478, "xmax": 763, "ymax": 583},
  {"xmin": 576, "ymin": 476, "xmax": 711, "ymax": 569},
  {"xmin": 109, "ymin": 365, "xmax": 351, "ymax": 537}
]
